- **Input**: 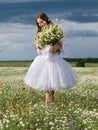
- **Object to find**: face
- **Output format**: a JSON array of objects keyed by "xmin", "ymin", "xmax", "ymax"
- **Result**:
[{"xmin": 37, "ymin": 18, "xmax": 46, "ymax": 28}]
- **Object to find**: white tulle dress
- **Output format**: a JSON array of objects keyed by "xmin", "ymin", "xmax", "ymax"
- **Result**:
[{"xmin": 24, "ymin": 45, "xmax": 78, "ymax": 91}]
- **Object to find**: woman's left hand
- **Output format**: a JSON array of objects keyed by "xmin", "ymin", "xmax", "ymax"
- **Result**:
[
  {"xmin": 49, "ymin": 40, "xmax": 63, "ymax": 53},
  {"xmin": 58, "ymin": 40, "xmax": 63, "ymax": 47}
]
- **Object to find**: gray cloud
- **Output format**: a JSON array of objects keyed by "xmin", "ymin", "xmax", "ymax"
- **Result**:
[
  {"xmin": 67, "ymin": 30, "xmax": 98, "ymax": 37},
  {"xmin": 0, "ymin": 20, "xmax": 98, "ymax": 60},
  {"xmin": 58, "ymin": 20, "xmax": 98, "ymax": 38},
  {"xmin": 0, "ymin": 0, "xmax": 98, "ymax": 24},
  {"xmin": 0, "ymin": 23, "xmax": 37, "ymax": 60},
  {"xmin": 66, "ymin": 37, "xmax": 98, "ymax": 58},
  {"xmin": 0, "ymin": 0, "xmax": 98, "ymax": 60},
  {"xmin": 0, "ymin": 0, "xmax": 44, "ymax": 3}
]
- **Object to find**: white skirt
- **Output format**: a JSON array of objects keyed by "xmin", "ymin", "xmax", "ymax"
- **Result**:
[{"xmin": 24, "ymin": 46, "xmax": 78, "ymax": 91}]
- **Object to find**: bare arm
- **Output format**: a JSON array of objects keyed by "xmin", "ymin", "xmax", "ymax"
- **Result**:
[{"xmin": 49, "ymin": 40, "xmax": 63, "ymax": 52}]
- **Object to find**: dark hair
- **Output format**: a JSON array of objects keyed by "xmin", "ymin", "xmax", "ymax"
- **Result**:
[{"xmin": 35, "ymin": 12, "xmax": 52, "ymax": 32}]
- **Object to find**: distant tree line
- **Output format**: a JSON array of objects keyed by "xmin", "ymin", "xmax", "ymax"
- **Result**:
[
  {"xmin": 64, "ymin": 58, "xmax": 98, "ymax": 63},
  {"xmin": 0, "ymin": 58, "xmax": 98, "ymax": 67}
]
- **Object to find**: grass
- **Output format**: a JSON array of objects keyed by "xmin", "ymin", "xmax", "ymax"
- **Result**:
[
  {"xmin": 70, "ymin": 62, "xmax": 98, "ymax": 67},
  {"xmin": 0, "ymin": 61, "xmax": 98, "ymax": 67},
  {"xmin": 0, "ymin": 66, "xmax": 98, "ymax": 130},
  {"xmin": 0, "ymin": 61, "xmax": 32, "ymax": 67}
]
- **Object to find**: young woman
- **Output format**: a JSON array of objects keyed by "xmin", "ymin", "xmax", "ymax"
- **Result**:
[{"xmin": 24, "ymin": 13, "xmax": 78, "ymax": 105}]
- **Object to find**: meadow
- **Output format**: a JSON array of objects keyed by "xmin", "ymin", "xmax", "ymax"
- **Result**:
[{"xmin": 0, "ymin": 63, "xmax": 98, "ymax": 130}]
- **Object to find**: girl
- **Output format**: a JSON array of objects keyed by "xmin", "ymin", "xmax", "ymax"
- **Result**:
[{"xmin": 24, "ymin": 13, "xmax": 78, "ymax": 105}]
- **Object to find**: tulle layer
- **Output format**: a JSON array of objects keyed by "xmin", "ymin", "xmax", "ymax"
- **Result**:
[{"xmin": 24, "ymin": 53, "xmax": 78, "ymax": 91}]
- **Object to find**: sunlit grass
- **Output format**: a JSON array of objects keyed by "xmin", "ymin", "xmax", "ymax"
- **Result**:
[{"xmin": 0, "ymin": 67, "xmax": 98, "ymax": 130}]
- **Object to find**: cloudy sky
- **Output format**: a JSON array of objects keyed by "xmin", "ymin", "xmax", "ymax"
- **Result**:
[{"xmin": 0, "ymin": 0, "xmax": 98, "ymax": 61}]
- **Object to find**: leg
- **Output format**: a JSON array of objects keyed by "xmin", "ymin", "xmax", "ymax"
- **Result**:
[{"xmin": 45, "ymin": 90, "xmax": 54, "ymax": 106}]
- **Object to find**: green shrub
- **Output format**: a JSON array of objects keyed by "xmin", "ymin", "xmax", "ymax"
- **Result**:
[{"xmin": 75, "ymin": 61, "xmax": 85, "ymax": 67}]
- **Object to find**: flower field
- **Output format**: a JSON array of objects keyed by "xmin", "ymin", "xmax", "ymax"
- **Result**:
[{"xmin": 0, "ymin": 67, "xmax": 98, "ymax": 130}]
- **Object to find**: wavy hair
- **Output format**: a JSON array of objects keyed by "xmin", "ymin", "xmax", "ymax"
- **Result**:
[{"xmin": 35, "ymin": 12, "xmax": 52, "ymax": 32}]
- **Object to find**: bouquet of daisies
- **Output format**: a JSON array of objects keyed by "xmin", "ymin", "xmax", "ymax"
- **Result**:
[{"xmin": 35, "ymin": 23, "xmax": 64, "ymax": 54}]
